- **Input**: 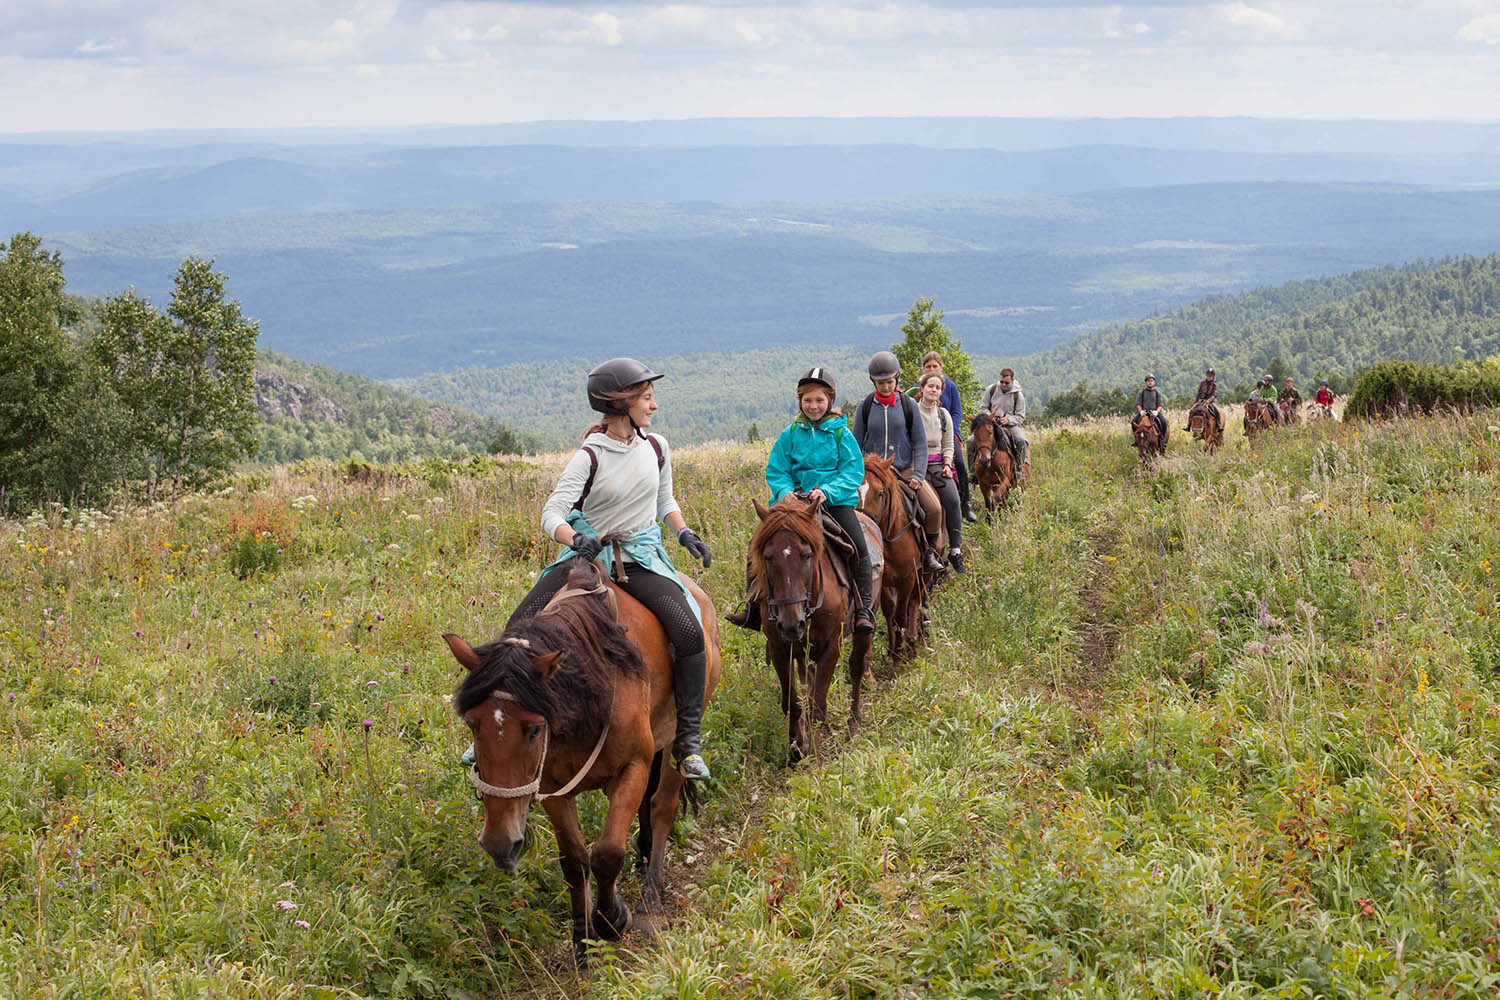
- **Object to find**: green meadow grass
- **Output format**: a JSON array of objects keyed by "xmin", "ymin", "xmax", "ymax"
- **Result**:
[{"xmin": 3, "ymin": 414, "xmax": 1500, "ymax": 998}]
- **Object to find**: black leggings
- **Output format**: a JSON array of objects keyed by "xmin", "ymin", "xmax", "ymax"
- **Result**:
[
  {"xmin": 826, "ymin": 504, "xmax": 874, "ymax": 611},
  {"xmin": 952, "ymin": 440, "xmax": 971, "ymax": 505},
  {"xmin": 925, "ymin": 464, "xmax": 962, "ymax": 551},
  {"xmin": 508, "ymin": 561, "xmax": 705, "ymax": 660}
]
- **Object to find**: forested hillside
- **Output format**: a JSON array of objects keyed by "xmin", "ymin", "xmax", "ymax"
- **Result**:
[
  {"xmin": 253, "ymin": 350, "xmax": 529, "ymax": 463},
  {"xmin": 1022, "ymin": 255, "xmax": 1500, "ymax": 401}
]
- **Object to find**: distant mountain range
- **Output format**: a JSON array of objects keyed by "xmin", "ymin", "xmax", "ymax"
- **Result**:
[{"xmin": 7, "ymin": 116, "xmax": 1500, "ymax": 404}]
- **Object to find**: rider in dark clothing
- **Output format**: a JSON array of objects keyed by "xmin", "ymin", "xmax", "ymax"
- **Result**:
[
  {"xmin": 1186, "ymin": 367, "xmax": 1220, "ymax": 432},
  {"xmin": 1135, "ymin": 375, "xmax": 1167, "ymax": 443}
]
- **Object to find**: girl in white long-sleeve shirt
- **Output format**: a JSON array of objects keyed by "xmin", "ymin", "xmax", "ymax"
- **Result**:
[{"xmin": 505, "ymin": 357, "xmax": 715, "ymax": 780}]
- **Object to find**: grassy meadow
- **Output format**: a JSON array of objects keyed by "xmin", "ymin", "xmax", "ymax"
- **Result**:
[{"xmin": 4, "ymin": 408, "xmax": 1500, "ymax": 998}]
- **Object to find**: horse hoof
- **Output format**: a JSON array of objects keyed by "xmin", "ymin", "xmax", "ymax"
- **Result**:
[{"xmin": 592, "ymin": 899, "xmax": 632, "ymax": 941}]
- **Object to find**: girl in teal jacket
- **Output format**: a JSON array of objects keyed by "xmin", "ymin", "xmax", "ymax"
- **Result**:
[{"xmin": 728, "ymin": 367, "xmax": 876, "ymax": 634}]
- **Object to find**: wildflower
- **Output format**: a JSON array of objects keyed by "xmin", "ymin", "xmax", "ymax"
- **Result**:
[
  {"xmin": 268, "ymin": 676, "xmax": 277, "ymax": 684},
  {"xmin": 279, "ymin": 881, "xmax": 295, "ymax": 888},
  {"xmin": 362, "ymin": 719, "xmax": 373, "ymax": 729},
  {"xmin": 366, "ymin": 680, "xmax": 377, "ymax": 687},
  {"xmin": 295, "ymin": 919, "xmax": 310, "ymax": 929},
  {"xmin": 275, "ymin": 900, "xmax": 298, "ymax": 910}
]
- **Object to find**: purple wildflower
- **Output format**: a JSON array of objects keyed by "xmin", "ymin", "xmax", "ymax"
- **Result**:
[{"xmin": 275, "ymin": 900, "xmax": 297, "ymax": 911}]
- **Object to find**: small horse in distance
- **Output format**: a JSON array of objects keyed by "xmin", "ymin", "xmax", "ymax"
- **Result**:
[
  {"xmin": 749, "ymin": 495, "xmax": 880, "ymax": 763},
  {"xmin": 968, "ymin": 412, "xmax": 1016, "ymax": 521},
  {"xmin": 445, "ymin": 553, "xmax": 721, "ymax": 964},
  {"xmin": 1131, "ymin": 411, "xmax": 1165, "ymax": 465},
  {"xmin": 1243, "ymin": 398, "xmax": 1276, "ymax": 443},
  {"xmin": 858, "ymin": 454, "xmax": 925, "ymax": 667},
  {"xmin": 1188, "ymin": 402, "xmax": 1224, "ymax": 454}
]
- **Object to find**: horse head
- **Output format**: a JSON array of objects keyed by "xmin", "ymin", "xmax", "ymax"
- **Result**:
[
  {"xmin": 751, "ymin": 496, "xmax": 825, "ymax": 643},
  {"xmin": 447, "ymin": 631, "xmax": 562, "ymax": 869},
  {"xmin": 970, "ymin": 413, "xmax": 997, "ymax": 470},
  {"xmin": 1132, "ymin": 412, "xmax": 1157, "ymax": 450}
]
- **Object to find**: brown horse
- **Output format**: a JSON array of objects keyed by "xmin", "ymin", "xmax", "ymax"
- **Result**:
[
  {"xmin": 444, "ymin": 555, "xmax": 721, "ymax": 964},
  {"xmin": 1131, "ymin": 411, "xmax": 1164, "ymax": 465},
  {"xmin": 749, "ymin": 495, "xmax": 879, "ymax": 763},
  {"xmin": 1243, "ymin": 398, "xmax": 1275, "ymax": 442},
  {"xmin": 858, "ymin": 454, "xmax": 925, "ymax": 666},
  {"xmin": 968, "ymin": 413, "xmax": 1016, "ymax": 521},
  {"xmin": 1281, "ymin": 400, "xmax": 1301, "ymax": 426},
  {"xmin": 1188, "ymin": 401, "xmax": 1223, "ymax": 454}
]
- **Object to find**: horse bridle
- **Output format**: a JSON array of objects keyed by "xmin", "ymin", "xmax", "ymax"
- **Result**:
[
  {"xmin": 763, "ymin": 554, "xmax": 827, "ymax": 626},
  {"xmin": 469, "ymin": 690, "xmax": 611, "ymax": 802}
]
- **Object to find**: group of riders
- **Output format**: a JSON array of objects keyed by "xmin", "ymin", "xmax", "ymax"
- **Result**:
[
  {"xmin": 1135, "ymin": 366, "xmax": 1337, "ymax": 445},
  {"xmin": 472, "ymin": 352, "xmax": 1036, "ymax": 786}
]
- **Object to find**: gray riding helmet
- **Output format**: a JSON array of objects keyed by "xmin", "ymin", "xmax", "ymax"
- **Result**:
[
  {"xmin": 798, "ymin": 366, "xmax": 837, "ymax": 398},
  {"xmin": 587, "ymin": 357, "xmax": 663, "ymax": 415},
  {"xmin": 867, "ymin": 350, "xmax": 901, "ymax": 382}
]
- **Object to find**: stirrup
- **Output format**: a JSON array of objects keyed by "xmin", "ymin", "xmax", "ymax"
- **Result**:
[{"xmin": 677, "ymin": 753, "xmax": 711, "ymax": 780}]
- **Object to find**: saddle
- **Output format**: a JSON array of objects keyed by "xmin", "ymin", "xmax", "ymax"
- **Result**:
[
  {"xmin": 817, "ymin": 509, "xmax": 861, "ymax": 602},
  {"xmin": 1190, "ymin": 399, "xmax": 1221, "ymax": 429}
]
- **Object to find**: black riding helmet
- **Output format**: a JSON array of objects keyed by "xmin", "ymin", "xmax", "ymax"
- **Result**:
[
  {"xmin": 1205, "ymin": 367, "xmax": 1215, "ymax": 376},
  {"xmin": 798, "ymin": 366, "xmax": 836, "ymax": 397},
  {"xmin": 587, "ymin": 357, "xmax": 663, "ymax": 415},
  {"xmin": 867, "ymin": 351, "xmax": 901, "ymax": 382}
]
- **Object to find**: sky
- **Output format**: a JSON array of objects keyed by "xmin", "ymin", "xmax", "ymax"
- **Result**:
[{"xmin": 4, "ymin": 1, "xmax": 1500, "ymax": 133}]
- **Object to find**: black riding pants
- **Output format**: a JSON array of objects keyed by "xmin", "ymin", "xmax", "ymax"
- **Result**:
[
  {"xmin": 952, "ymin": 439, "xmax": 971, "ymax": 506},
  {"xmin": 508, "ymin": 561, "xmax": 705, "ymax": 661},
  {"xmin": 925, "ymin": 463, "xmax": 962, "ymax": 552},
  {"xmin": 825, "ymin": 504, "xmax": 874, "ymax": 612}
]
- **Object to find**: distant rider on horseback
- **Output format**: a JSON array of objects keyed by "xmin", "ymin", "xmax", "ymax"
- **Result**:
[
  {"xmin": 1281, "ymin": 376, "xmax": 1302, "ymax": 411},
  {"xmin": 1185, "ymin": 367, "xmax": 1220, "ymax": 433},
  {"xmin": 916, "ymin": 372, "xmax": 965, "ymax": 573},
  {"xmin": 1254, "ymin": 375, "xmax": 1282, "ymax": 425},
  {"xmin": 977, "ymin": 368, "xmax": 1029, "ymax": 484},
  {"xmin": 915, "ymin": 351, "xmax": 978, "ymax": 524},
  {"xmin": 1135, "ymin": 374, "xmax": 1168, "ymax": 446},
  {"xmin": 485, "ymin": 357, "xmax": 715, "ymax": 780},
  {"xmin": 854, "ymin": 350, "xmax": 947, "ymax": 573},
  {"xmin": 1315, "ymin": 380, "xmax": 1335, "ymax": 417}
]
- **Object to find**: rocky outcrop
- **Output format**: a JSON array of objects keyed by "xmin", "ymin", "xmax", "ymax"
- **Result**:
[{"xmin": 254, "ymin": 372, "xmax": 344, "ymax": 423}]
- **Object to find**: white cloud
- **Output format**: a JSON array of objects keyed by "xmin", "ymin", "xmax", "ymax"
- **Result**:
[
  {"xmin": 424, "ymin": 44, "xmax": 446, "ymax": 60},
  {"xmin": 1220, "ymin": 2, "xmax": 1292, "ymax": 35},
  {"xmin": 1457, "ymin": 13, "xmax": 1500, "ymax": 44},
  {"xmin": 75, "ymin": 37, "xmax": 127, "ymax": 55}
]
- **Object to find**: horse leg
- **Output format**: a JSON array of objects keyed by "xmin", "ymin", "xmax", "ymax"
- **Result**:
[
  {"xmin": 847, "ymin": 622, "xmax": 872, "ymax": 733},
  {"xmin": 635, "ymin": 750, "xmax": 662, "ymax": 870},
  {"xmin": 768, "ymin": 636, "xmax": 804, "ymax": 764},
  {"xmin": 641, "ymin": 752, "xmax": 687, "ymax": 914},
  {"xmin": 587, "ymin": 754, "xmax": 650, "ymax": 943},
  {"xmin": 541, "ymin": 798, "xmax": 593, "ymax": 965}
]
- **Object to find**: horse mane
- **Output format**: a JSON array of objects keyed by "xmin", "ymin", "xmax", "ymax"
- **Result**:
[
  {"xmin": 970, "ymin": 411, "xmax": 997, "ymax": 433},
  {"xmin": 859, "ymin": 453, "xmax": 906, "ymax": 536},
  {"xmin": 453, "ymin": 559, "xmax": 645, "ymax": 740},
  {"xmin": 748, "ymin": 495, "xmax": 825, "ymax": 585}
]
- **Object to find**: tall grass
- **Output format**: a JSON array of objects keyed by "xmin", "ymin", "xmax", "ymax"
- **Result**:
[{"xmin": 3, "ymin": 418, "xmax": 1499, "ymax": 997}]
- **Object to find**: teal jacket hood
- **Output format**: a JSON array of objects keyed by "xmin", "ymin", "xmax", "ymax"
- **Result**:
[{"xmin": 765, "ymin": 412, "xmax": 865, "ymax": 508}]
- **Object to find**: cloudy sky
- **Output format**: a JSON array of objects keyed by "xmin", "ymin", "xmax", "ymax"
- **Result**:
[{"xmin": 4, "ymin": 1, "xmax": 1500, "ymax": 132}]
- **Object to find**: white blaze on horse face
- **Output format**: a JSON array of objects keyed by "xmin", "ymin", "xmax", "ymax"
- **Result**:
[
  {"xmin": 781, "ymin": 546, "xmax": 792, "ymax": 557},
  {"xmin": 858, "ymin": 482, "xmax": 869, "ymax": 506},
  {"xmin": 493, "ymin": 705, "xmax": 505, "ymax": 732}
]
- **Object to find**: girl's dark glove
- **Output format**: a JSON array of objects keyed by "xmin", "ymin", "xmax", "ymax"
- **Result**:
[
  {"xmin": 678, "ymin": 529, "xmax": 712, "ymax": 568},
  {"xmin": 570, "ymin": 534, "xmax": 604, "ymax": 562}
]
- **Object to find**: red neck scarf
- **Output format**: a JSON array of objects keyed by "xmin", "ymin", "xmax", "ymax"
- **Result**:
[{"xmin": 874, "ymin": 389, "xmax": 900, "ymax": 407}]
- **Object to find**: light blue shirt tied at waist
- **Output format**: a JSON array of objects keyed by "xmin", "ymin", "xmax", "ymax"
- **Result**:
[{"xmin": 541, "ymin": 510, "xmax": 702, "ymax": 625}]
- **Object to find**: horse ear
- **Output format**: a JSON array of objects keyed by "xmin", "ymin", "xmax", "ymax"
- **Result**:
[
  {"xmin": 531, "ymin": 650, "xmax": 564, "ymax": 680},
  {"xmin": 753, "ymin": 499, "xmax": 771, "ymax": 520},
  {"xmin": 443, "ymin": 633, "xmax": 481, "ymax": 672}
]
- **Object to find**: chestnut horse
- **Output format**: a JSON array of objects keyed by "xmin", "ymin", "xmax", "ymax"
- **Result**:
[
  {"xmin": 749, "ymin": 495, "xmax": 880, "ymax": 763},
  {"xmin": 1131, "ymin": 412, "xmax": 1164, "ymax": 465},
  {"xmin": 968, "ymin": 412, "xmax": 1016, "ymax": 521},
  {"xmin": 1243, "ymin": 398, "xmax": 1275, "ymax": 442},
  {"xmin": 444, "ymin": 554, "xmax": 721, "ymax": 964},
  {"xmin": 858, "ymin": 454, "xmax": 924, "ymax": 666},
  {"xmin": 1188, "ymin": 402, "xmax": 1223, "ymax": 454}
]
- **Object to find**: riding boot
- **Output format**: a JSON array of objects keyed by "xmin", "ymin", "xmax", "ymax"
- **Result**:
[
  {"xmin": 853, "ymin": 552, "xmax": 876, "ymax": 634},
  {"xmin": 922, "ymin": 533, "xmax": 944, "ymax": 572},
  {"xmin": 949, "ymin": 549, "xmax": 966, "ymax": 574},
  {"xmin": 672, "ymin": 648, "xmax": 710, "ymax": 780},
  {"xmin": 961, "ymin": 499, "xmax": 978, "ymax": 523},
  {"xmin": 725, "ymin": 569, "xmax": 761, "ymax": 630}
]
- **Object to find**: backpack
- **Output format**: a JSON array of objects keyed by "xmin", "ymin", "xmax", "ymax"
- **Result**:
[{"xmin": 571, "ymin": 434, "xmax": 665, "ymax": 513}]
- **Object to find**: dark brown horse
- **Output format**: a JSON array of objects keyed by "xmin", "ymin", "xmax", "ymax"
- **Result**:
[
  {"xmin": 968, "ymin": 412, "xmax": 1016, "ymax": 521},
  {"xmin": 444, "ymin": 555, "xmax": 721, "ymax": 963},
  {"xmin": 1188, "ymin": 401, "xmax": 1223, "ymax": 454},
  {"xmin": 1243, "ymin": 398, "xmax": 1275, "ymax": 442},
  {"xmin": 858, "ymin": 454, "xmax": 924, "ymax": 667},
  {"xmin": 1131, "ymin": 411, "xmax": 1164, "ymax": 465},
  {"xmin": 749, "ymin": 495, "xmax": 879, "ymax": 762}
]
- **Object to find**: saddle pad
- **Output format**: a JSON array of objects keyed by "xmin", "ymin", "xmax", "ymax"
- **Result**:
[{"xmin": 818, "ymin": 510, "xmax": 860, "ymax": 605}]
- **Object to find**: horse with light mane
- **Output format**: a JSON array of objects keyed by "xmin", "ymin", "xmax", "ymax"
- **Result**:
[{"xmin": 858, "ymin": 453, "xmax": 925, "ymax": 667}]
